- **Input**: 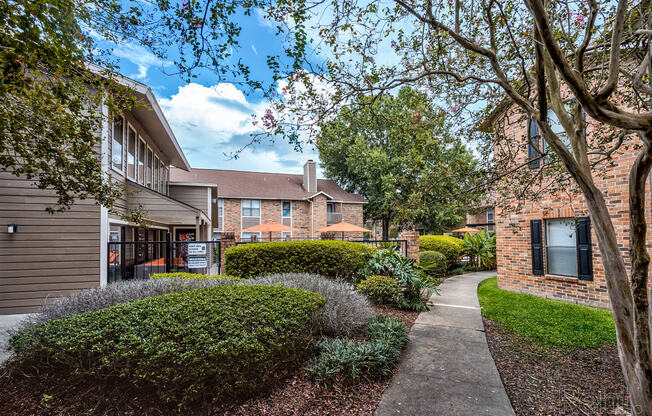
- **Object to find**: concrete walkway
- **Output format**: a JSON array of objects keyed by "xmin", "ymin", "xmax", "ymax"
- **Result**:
[
  {"xmin": 0, "ymin": 314, "xmax": 27, "ymax": 363},
  {"xmin": 376, "ymin": 271, "xmax": 514, "ymax": 416}
]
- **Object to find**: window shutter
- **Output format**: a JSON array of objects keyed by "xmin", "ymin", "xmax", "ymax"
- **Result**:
[
  {"xmin": 530, "ymin": 219, "xmax": 544, "ymax": 275},
  {"xmin": 576, "ymin": 216, "xmax": 593, "ymax": 281},
  {"xmin": 528, "ymin": 118, "xmax": 540, "ymax": 169}
]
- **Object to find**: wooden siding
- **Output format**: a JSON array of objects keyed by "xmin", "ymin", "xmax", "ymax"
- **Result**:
[
  {"xmin": 0, "ymin": 172, "xmax": 101, "ymax": 314},
  {"xmin": 168, "ymin": 185, "xmax": 211, "ymax": 217}
]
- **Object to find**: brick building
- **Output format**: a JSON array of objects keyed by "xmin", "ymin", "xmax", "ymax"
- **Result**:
[
  {"xmin": 170, "ymin": 160, "xmax": 367, "ymax": 242},
  {"xmin": 492, "ymin": 105, "xmax": 648, "ymax": 309}
]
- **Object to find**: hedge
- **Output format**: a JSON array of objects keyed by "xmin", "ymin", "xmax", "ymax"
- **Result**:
[
  {"xmin": 10, "ymin": 285, "xmax": 325, "ymax": 406},
  {"xmin": 150, "ymin": 272, "xmax": 241, "ymax": 281},
  {"xmin": 224, "ymin": 240, "xmax": 376, "ymax": 280},
  {"xmin": 419, "ymin": 235, "xmax": 465, "ymax": 268},
  {"xmin": 356, "ymin": 275, "xmax": 402, "ymax": 305},
  {"xmin": 419, "ymin": 250, "xmax": 447, "ymax": 278}
]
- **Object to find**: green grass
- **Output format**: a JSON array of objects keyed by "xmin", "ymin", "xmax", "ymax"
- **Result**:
[{"xmin": 478, "ymin": 277, "xmax": 616, "ymax": 348}]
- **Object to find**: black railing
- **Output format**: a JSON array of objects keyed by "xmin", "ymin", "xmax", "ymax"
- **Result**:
[{"xmin": 108, "ymin": 240, "xmax": 221, "ymax": 283}]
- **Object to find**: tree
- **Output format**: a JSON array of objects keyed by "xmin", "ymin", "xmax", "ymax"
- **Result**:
[
  {"xmin": 318, "ymin": 87, "xmax": 482, "ymax": 239},
  {"xmin": 1, "ymin": 0, "xmax": 135, "ymax": 212}
]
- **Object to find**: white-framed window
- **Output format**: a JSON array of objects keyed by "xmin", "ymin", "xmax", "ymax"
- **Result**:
[
  {"xmin": 111, "ymin": 116, "xmax": 124, "ymax": 173},
  {"xmin": 218, "ymin": 198, "xmax": 224, "ymax": 217},
  {"xmin": 241, "ymin": 232, "xmax": 261, "ymax": 242},
  {"xmin": 126, "ymin": 124, "xmax": 137, "ymax": 180},
  {"xmin": 242, "ymin": 199, "xmax": 260, "ymax": 217},
  {"xmin": 154, "ymin": 155, "xmax": 160, "ymax": 192},
  {"xmin": 281, "ymin": 231, "xmax": 292, "ymax": 241},
  {"xmin": 282, "ymin": 201, "xmax": 291, "ymax": 217},
  {"xmin": 545, "ymin": 218, "xmax": 577, "ymax": 277},
  {"xmin": 161, "ymin": 166, "xmax": 168, "ymax": 195},
  {"xmin": 213, "ymin": 232, "xmax": 222, "ymax": 241},
  {"xmin": 138, "ymin": 138, "xmax": 146, "ymax": 185},
  {"xmin": 487, "ymin": 209, "xmax": 495, "ymax": 232},
  {"xmin": 146, "ymin": 148, "xmax": 153, "ymax": 189}
]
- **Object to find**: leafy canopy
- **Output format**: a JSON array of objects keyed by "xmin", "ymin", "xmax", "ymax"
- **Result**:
[{"xmin": 318, "ymin": 87, "xmax": 482, "ymax": 234}]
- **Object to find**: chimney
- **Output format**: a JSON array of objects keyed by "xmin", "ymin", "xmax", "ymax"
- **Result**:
[{"xmin": 303, "ymin": 160, "xmax": 317, "ymax": 193}]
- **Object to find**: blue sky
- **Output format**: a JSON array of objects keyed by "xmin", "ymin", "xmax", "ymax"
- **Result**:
[{"xmin": 110, "ymin": 8, "xmax": 322, "ymax": 175}]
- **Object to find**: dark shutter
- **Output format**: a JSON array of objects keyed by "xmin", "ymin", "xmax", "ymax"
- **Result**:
[
  {"xmin": 528, "ymin": 118, "xmax": 540, "ymax": 169},
  {"xmin": 576, "ymin": 216, "xmax": 593, "ymax": 280},
  {"xmin": 530, "ymin": 219, "xmax": 544, "ymax": 275}
]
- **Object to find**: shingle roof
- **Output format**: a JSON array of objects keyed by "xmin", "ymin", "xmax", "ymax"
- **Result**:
[{"xmin": 169, "ymin": 168, "xmax": 367, "ymax": 203}]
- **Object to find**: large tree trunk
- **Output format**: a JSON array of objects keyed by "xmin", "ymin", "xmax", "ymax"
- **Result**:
[{"xmin": 381, "ymin": 217, "xmax": 390, "ymax": 241}]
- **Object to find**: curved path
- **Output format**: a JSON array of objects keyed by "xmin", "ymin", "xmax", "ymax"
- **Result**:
[{"xmin": 376, "ymin": 271, "xmax": 515, "ymax": 416}]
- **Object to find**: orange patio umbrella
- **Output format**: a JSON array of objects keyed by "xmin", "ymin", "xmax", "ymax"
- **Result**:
[
  {"xmin": 318, "ymin": 221, "xmax": 371, "ymax": 240},
  {"xmin": 241, "ymin": 221, "xmax": 297, "ymax": 242},
  {"xmin": 452, "ymin": 226, "xmax": 481, "ymax": 234}
]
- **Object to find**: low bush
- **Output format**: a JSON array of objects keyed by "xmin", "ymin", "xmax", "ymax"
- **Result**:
[
  {"xmin": 306, "ymin": 316, "xmax": 408, "ymax": 385},
  {"xmin": 420, "ymin": 250, "xmax": 448, "ymax": 278},
  {"xmin": 356, "ymin": 275, "xmax": 402, "ymax": 305},
  {"xmin": 15, "ymin": 278, "xmax": 235, "ymax": 330},
  {"xmin": 244, "ymin": 273, "xmax": 373, "ymax": 337},
  {"xmin": 419, "ymin": 235, "xmax": 465, "ymax": 269},
  {"xmin": 10, "ymin": 285, "xmax": 325, "ymax": 406},
  {"xmin": 362, "ymin": 249, "xmax": 438, "ymax": 311},
  {"xmin": 224, "ymin": 240, "xmax": 376, "ymax": 281},
  {"xmin": 150, "ymin": 272, "xmax": 241, "ymax": 280}
]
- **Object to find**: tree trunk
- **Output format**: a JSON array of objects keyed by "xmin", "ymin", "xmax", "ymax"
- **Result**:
[{"xmin": 382, "ymin": 217, "xmax": 390, "ymax": 241}]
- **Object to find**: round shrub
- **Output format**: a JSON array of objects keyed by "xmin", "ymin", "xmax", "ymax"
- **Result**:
[
  {"xmin": 10, "ymin": 285, "xmax": 325, "ymax": 406},
  {"xmin": 15, "ymin": 277, "xmax": 236, "ymax": 331},
  {"xmin": 224, "ymin": 240, "xmax": 376, "ymax": 281},
  {"xmin": 419, "ymin": 235, "xmax": 465, "ymax": 268},
  {"xmin": 356, "ymin": 275, "xmax": 402, "ymax": 305},
  {"xmin": 420, "ymin": 250, "xmax": 447, "ymax": 278},
  {"xmin": 245, "ymin": 273, "xmax": 373, "ymax": 337}
]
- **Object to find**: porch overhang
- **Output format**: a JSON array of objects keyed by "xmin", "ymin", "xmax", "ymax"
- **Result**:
[{"xmin": 126, "ymin": 182, "xmax": 210, "ymax": 226}]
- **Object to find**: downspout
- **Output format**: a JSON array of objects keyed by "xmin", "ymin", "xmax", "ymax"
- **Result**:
[{"xmin": 310, "ymin": 198, "xmax": 314, "ymax": 239}]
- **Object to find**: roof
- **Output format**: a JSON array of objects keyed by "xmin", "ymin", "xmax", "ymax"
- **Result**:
[{"xmin": 169, "ymin": 168, "xmax": 367, "ymax": 203}]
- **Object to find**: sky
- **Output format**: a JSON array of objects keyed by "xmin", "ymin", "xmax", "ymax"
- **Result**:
[{"xmin": 110, "ymin": 9, "xmax": 322, "ymax": 176}]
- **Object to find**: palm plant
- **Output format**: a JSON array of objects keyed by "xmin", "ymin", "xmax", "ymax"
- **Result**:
[{"xmin": 463, "ymin": 231, "xmax": 496, "ymax": 269}]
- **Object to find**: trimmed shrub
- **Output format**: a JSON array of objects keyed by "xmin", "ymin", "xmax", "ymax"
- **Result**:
[
  {"xmin": 10, "ymin": 285, "xmax": 325, "ymax": 406},
  {"xmin": 420, "ymin": 250, "xmax": 447, "ymax": 278},
  {"xmin": 306, "ymin": 316, "xmax": 408, "ymax": 385},
  {"xmin": 356, "ymin": 275, "xmax": 402, "ymax": 305},
  {"xmin": 224, "ymin": 240, "xmax": 376, "ymax": 281},
  {"xmin": 150, "ymin": 272, "xmax": 241, "ymax": 281},
  {"xmin": 419, "ymin": 235, "xmax": 465, "ymax": 268},
  {"xmin": 15, "ymin": 278, "xmax": 236, "ymax": 331},
  {"xmin": 244, "ymin": 273, "xmax": 373, "ymax": 337}
]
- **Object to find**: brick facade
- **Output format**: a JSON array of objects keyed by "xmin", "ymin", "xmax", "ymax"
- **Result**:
[
  {"xmin": 495, "ymin": 108, "xmax": 650, "ymax": 310},
  {"xmin": 217, "ymin": 197, "xmax": 365, "ymax": 241}
]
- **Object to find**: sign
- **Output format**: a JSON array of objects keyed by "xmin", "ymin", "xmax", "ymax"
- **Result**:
[
  {"xmin": 187, "ymin": 243, "xmax": 207, "ymax": 255},
  {"xmin": 188, "ymin": 255, "xmax": 207, "ymax": 269}
]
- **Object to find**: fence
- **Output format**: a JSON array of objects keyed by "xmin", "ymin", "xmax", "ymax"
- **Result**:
[
  {"xmin": 234, "ymin": 238, "xmax": 408, "ymax": 256},
  {"xmin": 108, "ymin": 240, "xmax": 221, "ymax": 283}
]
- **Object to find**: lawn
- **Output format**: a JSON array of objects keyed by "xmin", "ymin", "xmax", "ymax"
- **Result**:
[{"xmin": 478, "ymin": 277, "xmax": 616, "ymax": 348}]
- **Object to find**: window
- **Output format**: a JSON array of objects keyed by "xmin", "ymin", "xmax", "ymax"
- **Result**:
[
  {"xmin": 242, "ymin": 199, "xmax": 260, "ymax": 217},
  {"xmin": 486, "ymin": 209, "xmax": 495, "ymax": 233},
  {"xmin": 546, "ymin": 219, "xmax": 577, "ymax": 277},
  {"xmin": 241, "ymin": 232, "xmax": 260, "ymax": 242},
  {"xmin": 213, "ymin": 232, "xmax": 222, "ymax": 241},
  {"xmin": 138, "ymin": 138, "xmax": 146, "ymax": 185},
  {"xmin": 161, "ymin": 166, "xmax": 168, "ymax": 195},
  {"xmin": 111, "ymin": 116, "xmax": 124, "ymax": 173},
  {"xmin": 127, "ymin": 125, "xmax": 136, "ymax": 179},
  {"xmin": 154, "ymin": 155, "xmax": 160, "ymax": 192},
  {"xmin": 528, "ymin": 103, "xmax": 586, "ymax": 169},
  {"xmin": 147, "ymin": 148, "xmax": 153, "ymax": 189},
  {"xmin": 218, "ymin": 199, "xmax": 224, "ymax": 217},
  {"xmin": 282, "ymin": 201, "xmax": 291, "ymax": 217},
  {"xmin": 282, "ymin": 231, "xmax": 292, "ymax": 241},
  {"xmin": 327, "ymin": 203, "xmax": 334, "ymax": 213}
]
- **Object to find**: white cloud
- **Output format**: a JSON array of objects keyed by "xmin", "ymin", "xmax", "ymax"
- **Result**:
[
  {"xmin": 159, "ymin": 83, "xmax": 320, "ymax": 174},
  {"xmin": 251, "ymin": 44, "xmax": 258, "ymax": 56},
  {"xmin": 113, "ymin": 43, "xmax": 170, "ymax": 81}
]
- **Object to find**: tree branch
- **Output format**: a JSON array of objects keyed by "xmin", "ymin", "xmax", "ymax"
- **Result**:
[{"xmin": 595, "ymin": 0, "xmax": 628, "ymax": 102}]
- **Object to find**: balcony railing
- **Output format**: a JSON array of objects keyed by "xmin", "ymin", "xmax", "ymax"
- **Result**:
[{"xmin": 327, "ymin": 212, "xmax": 342, "ymax": 225}]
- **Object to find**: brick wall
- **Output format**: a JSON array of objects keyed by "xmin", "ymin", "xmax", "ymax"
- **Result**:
[
  {"xmin": 219, "ymin": 197, "xmax": 365, "ymax": 241},
  {"xmin": 400, "ymin": 230, "xmax": 420, "ymax": 262},
  {"xmin": 495, "ymin": 106, "xmax": 649, "ymax": 310},
  {"xmin": 342, "ymin": 203, "xmax": 365, "ymax": 239}
]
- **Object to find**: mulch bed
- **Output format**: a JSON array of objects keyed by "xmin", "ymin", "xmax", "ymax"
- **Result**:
[
  {"xmin": 0, "ymin": 306, "xmax": 419, "ymax": 416},
  {"xmin": 483, "ymin": 317, "xmax": 630, "ymax": 416}
]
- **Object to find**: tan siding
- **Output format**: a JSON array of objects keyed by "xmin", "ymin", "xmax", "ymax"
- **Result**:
[
  {"xmin": 168, "ymin": 185, "xmax": 210, "ymax": 216},
  {"xmin": 0, "ymin": 171, "xmax": 101, "ymax": 314}
]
